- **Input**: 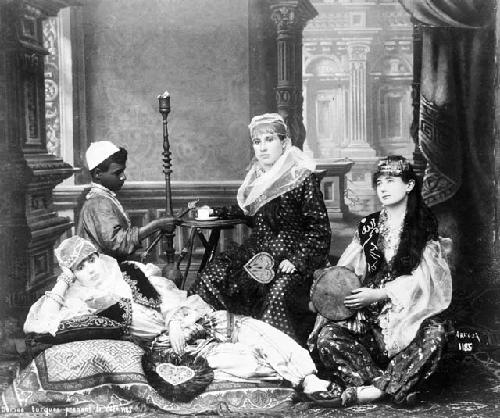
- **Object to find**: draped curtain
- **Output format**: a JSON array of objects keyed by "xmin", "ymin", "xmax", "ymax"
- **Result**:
[
  {"xmin": 398, "ymin": 0, "xmax": 497, "ymax": 309},
  {"xmin": 400, "ymin": 0, "xmax": 495, "ymax": 207}
]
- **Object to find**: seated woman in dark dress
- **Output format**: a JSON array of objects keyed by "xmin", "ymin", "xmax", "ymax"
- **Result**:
[
  {"xmin": 308, "ymin": 156, "xmax": 452, "ymax": 405},
  {"xmin": 189, "ymin": 113, "xmax": 331, "ymax": 343}
]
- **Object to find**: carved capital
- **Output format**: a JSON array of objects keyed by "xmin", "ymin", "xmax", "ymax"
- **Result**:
[
  {"xmin": 270, "ymin": 0, "xmax": 318, "ymax": 32},
  {"xmin": 271, "ymin": 6, "xmax": 298, "ymax": 32},
  {"xmin": 347, "ymin": 43, "xmax": 370, "ymax": 61}
]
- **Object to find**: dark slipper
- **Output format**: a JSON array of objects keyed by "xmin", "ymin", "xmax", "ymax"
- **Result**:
[
  {"xmin": 301, "ymin": 383, "xmax": 343, "ymax": 407},
  {"xmin": 393, "ymin": 391, "xmax": 419, "ymax": 408}
]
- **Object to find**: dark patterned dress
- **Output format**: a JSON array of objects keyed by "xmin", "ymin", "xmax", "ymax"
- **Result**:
[
  {"xmin": 188, "ymin": 174, "xmax": 331, "ymax": 343},
  {"xmin": 313, "ymin": 211, "xmax": 452, "ymax": 403}
]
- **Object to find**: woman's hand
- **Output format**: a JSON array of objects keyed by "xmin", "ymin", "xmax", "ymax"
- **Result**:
[
  {"xmin": 279, "ymin": 259, "xmax": 297, "ymax": 274},
  {"xmin": 169, "ymin": 320, "xmax": 185, "ymax": 355},
  {"xmin": 344, "ymin": 288, "xmax": 387, "ymax": 310}
]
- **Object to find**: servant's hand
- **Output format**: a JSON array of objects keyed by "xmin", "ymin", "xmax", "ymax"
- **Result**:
[
  {"xmin": 279, "ymin": 259, "xmax": 297, "ymax": 274},
  {"xmin": 156, "ymin": 217, "xmax": 176, "ymax": 231},
  {"xmin": 139, "ymin": 218, "xmax": 176, "ymax": 240},
  {"xmin": 344, "ymin": 288, "xmax": 387, "ymax": 310},
  {"xmin": 169, "ymin": 320, "xmax": 185, "ymax": 355}
]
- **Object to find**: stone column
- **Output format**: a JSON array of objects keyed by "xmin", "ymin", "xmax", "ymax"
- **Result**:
[
  {"xmin": 342, "ymin": 41, "xmax": 376, "ymax": 157},
  {"xmin": 270, "ymin": 0, "xmax": 317, "ymax": 149},
  {"xmin": 0, "ymin": 0, "xmax": 74, "ymax": 348}
]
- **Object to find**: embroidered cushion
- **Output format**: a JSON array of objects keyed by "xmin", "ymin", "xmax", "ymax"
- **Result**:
[
  {"xmin": 25, "ymin": 313, "xmax": 127, "ymax": 361},
  {"xmin": 142, "ymin": 344, "xmax": 214, "ymax": 402}
]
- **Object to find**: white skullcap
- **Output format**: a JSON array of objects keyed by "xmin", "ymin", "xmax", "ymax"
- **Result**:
[{"xmin": 85, "ymin": 141, "xmax": 121, "ymax": 171}]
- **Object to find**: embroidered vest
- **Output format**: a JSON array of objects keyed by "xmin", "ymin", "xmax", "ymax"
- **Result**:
[
  {"xmin": 97, "ymin": 298, "xmax": 133, "ymax": 330},
  {"xmin": 119, "ymin": 261, "xmax": 162, "ymax": 309},
  {"xmin": 97, "ymin": 262, "xmax": 161, "ymax": 329},
  {"xmin": 358, "ymin": 212, "xmax": 383, "ymax": 277}
]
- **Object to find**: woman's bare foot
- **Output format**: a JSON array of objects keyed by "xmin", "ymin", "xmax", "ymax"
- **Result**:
[
  {"xmin": 302, "ymin": 374, "xmax": 330, "ymax": 394},
  {"xmin": 341, "ymin": 385, "xmax": 384, "ymax": 405}
]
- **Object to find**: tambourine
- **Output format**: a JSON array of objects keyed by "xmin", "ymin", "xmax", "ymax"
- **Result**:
[{"xmin": 311, "ymin": 266, "xmax": 361, "ymax": 321}]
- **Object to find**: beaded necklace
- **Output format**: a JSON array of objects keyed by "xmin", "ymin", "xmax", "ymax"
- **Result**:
[{"xmin": 378, "ymin": 208, "xmax": 404, "ymax": 265}]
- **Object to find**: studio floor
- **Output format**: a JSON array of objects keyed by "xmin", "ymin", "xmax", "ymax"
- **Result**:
[{"xmin": 0, "ymin": 352, "xmax": 498, "ymax": 417}]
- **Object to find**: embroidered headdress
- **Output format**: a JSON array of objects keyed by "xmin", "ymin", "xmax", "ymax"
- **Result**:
[
  {"xmin": 374, "ymin": 155, "xmax": 413, "ymax": 178},
  {"xmin": 248, "ymin": 113, "xmax": 288, "ymax": 138},
  {"xmin": 55, "ymin": 236, "xmax": 97, "ymax": 270}
]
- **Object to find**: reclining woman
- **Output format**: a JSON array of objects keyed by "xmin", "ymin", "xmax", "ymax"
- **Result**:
[
  {"xmin": 309, "ymin": 156, "xmax": 452, "ymax": 406},
  {"xmin": 189, "ymin": 113, "xmax": 331, "ymax": 343},
  {"xmin": 23, "ymin": 236, "xmax": 331, "ymax": 396}
]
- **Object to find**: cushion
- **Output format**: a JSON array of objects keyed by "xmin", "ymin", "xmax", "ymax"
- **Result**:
[
  {"xmin": 142, "ymin": 347, "xmax": 214, "ymax": 403},
  {"xmin": 25, "ymin": 314, "xmax": 125, "ymax": 361}
]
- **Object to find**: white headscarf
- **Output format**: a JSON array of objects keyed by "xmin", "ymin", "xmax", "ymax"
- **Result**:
[
  {"xmin": 237, "ymin": 114, "xmax": 317, "ymax": 215},
  {"xmin": 23, "ymin": 253, "xmax": 132, "ymax": 336}
]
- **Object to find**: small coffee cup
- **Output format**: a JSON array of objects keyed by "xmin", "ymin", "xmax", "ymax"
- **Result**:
[{"xmin": 197, "ymin": 205, "xmax": 212, "ymax": 220}]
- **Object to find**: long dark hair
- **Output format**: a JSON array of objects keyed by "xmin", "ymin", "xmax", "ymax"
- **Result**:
[{"xmin": 373, "ymin": 156, "xmax": 438, "ymax": 276}]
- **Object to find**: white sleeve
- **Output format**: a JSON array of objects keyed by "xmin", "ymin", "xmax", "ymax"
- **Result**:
[
  {"xmin": 384, "ymin": 239, "xmax": 452, "ymax": 310},
  {"xmin": 381, "ymin": 238, "xmax": 452, "ymax": 356},
  {"xmin": 23, "ymin": 296, "xmax": 63, "ymax": 336},
  {"xmin": 337, "ymin": 233, "xmax": 367, "ymax": 279}
]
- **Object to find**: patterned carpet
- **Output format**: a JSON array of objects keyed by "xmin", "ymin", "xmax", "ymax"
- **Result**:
[{"xmin": 1, "ymin": 350, "xmax": 498, "ymax": 417}]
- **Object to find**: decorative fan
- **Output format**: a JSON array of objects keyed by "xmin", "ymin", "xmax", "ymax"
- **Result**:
[
  {"xmin": 244, "ymin": 252, "xmax": 275, "ymax": 284},
  {"xmin": 142, "ymin": 347, "xmax": 214, "ymax": 402}
]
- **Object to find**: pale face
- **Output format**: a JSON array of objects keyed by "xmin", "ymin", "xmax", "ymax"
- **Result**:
[
  {"xmin": 251, "ymin": 129, "xmax": 285, "ymax": 171},
  {"xmin": 72, "ymin": 253, "xmax": 102, "ymax": 287},
  {"xmin": 376, "ymin": 175, "xmax": 414, "ymax": 208}
]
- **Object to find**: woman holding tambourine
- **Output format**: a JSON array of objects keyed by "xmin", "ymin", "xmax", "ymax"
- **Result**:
[{"xmin": 308, "ymin": 156, "xmax": 452, "ymax": 406}]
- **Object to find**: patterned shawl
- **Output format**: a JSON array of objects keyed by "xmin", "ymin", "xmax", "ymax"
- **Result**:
[{"xmin": 236, "ymin": 140, "xmax": 317, "ymax": 216}]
